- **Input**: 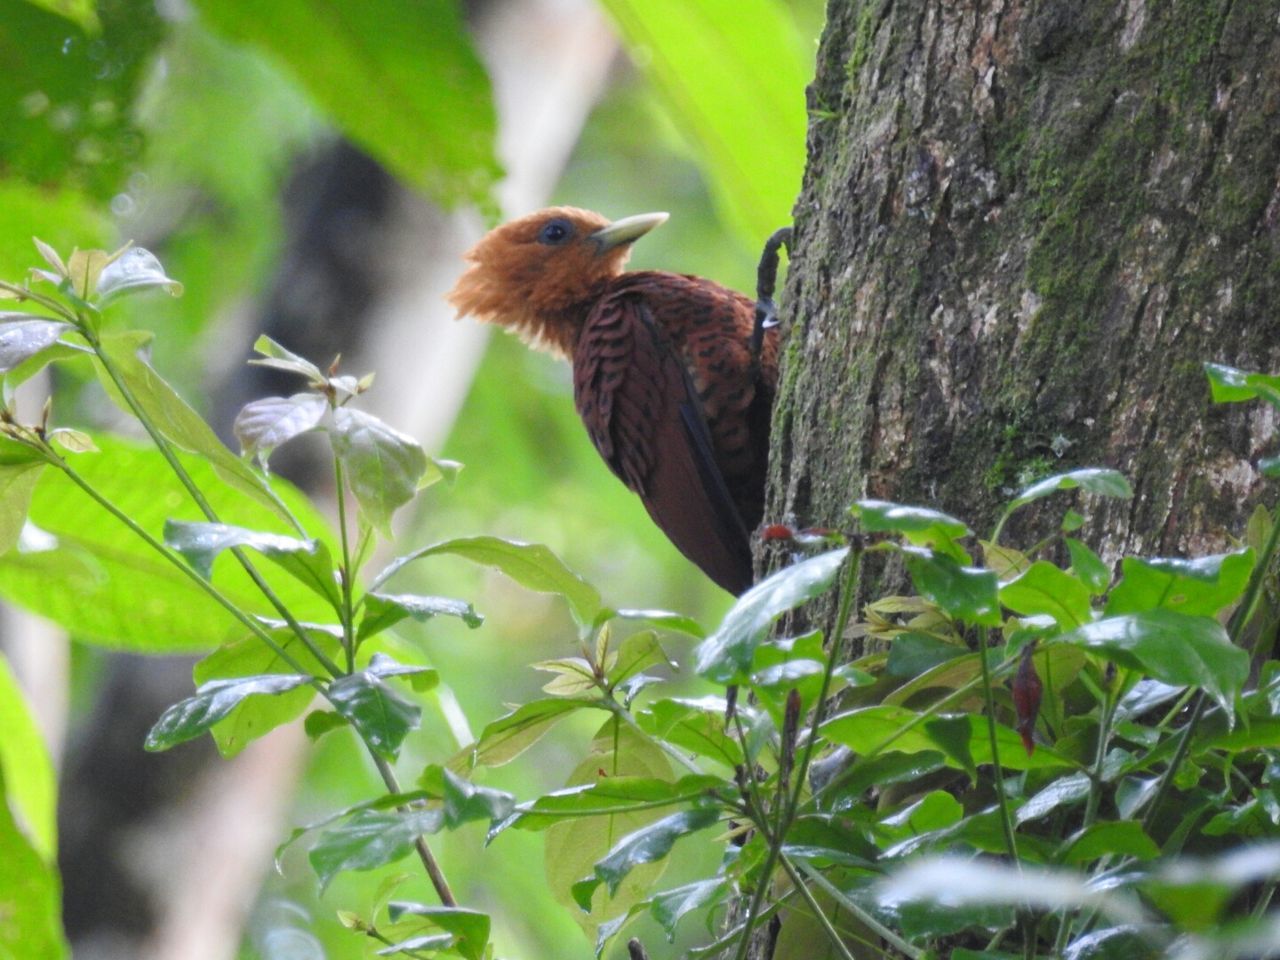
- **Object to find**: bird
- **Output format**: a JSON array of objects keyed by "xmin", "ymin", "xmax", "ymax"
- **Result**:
[{"xmin": 447, "ymin": 207, "xmax": 785, "ymax": 595}]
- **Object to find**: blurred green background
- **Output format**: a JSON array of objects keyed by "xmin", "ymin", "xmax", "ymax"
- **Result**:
[{"xmin": 0, "ymin": 0, "xmax": 825, "ymax": 956}]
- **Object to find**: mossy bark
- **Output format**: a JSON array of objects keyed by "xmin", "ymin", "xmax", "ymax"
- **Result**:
[{"xmin": 766, "ymin": 0, "xmax": 1280, "ymax": 615}]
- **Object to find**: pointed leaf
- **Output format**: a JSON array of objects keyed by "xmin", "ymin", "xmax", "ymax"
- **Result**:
[
  {"xmin": 1061, "ymin": 821, "xmax": 1159, "ymax": 864},
  {"xmin": 1066, "ymin": 538, "xmax": 1111, "ymax": 594},
  {"xmin": 0, "ymin": 654, "xmax": 57, "ymax": 860},
  {"xmin": 309, "ymin": 808, "xmax": 443, "ymax": 891},
  {"xmin": 375, "ymin": 536, "xmax": 601, "ymax": 629},
  {"xmin": 902, "ymin": 547, "xmax": 1001, "ymax": 626},
  {"xmin": 331, "ymin": 407, "xmax": 428, "ymax": 534},
  {"xmin": 233, "ymin": 393, "xmax": 328, "ymax": 463},
  {"xmin": 328, "ymin": 670, "xmax": 421, "ymax": 761},
  {"xmin": 95, "ymin": 247, "xmax": 183, "ymax": 303},
  {"xmin": 145, "ymin": 674, "xmax": 313, "ymax": 751},
  {"xmin": 164, "ymin": 519, "xmax": 341, "ymax": 611},
  {"xmin": 586, "ymin": 808, "xmax": 720, "ymax": 898},
  {"xmin": 695, "ymin": 547, "xmax": 848, "ymax": 682},
  {"xmin": 500, "ymin": 775, "xmax": 726, "ymax": 835},
  {"xmin": 1105, "ymin": 550, "xmax": 1255, "ymax": 618},
  {"xmin": 0, "ymin": 318, "xmax": 73, "ymax": 373},
  {"xmin": 457, "ymin": 697, "xmax": 603, "ymax": 770},
  {"xmin": 651, "ymin": 878, "xmax": 731, "ymax": 938},
  {"xmin": 608, "ymin": 607, "xmax": 705, "ymax": 639},
  {"xmin": 383, "ymin": 904, "xmax": 490, "ymax": 960},
  {"xmin": 65, "ymin": 247, "xmax": 111, "ymax": 300},
  {"xmin": 999, "ymin": 561, "xmax": 1093, "ymax": 629},
  {"xmin": 1062, "ymin": 611, "xmax": 1249, "ymax": 718},
  {"xmin": 0, "ymin": 769, "xmax": 67, "ymax": 960},
  {"xmin": 1005, "ymin": 468, "xmax": 1133, "ymax": 512},
  {"xmin": 852, "ymin": 499, "xmax": 971, "ymax": 561},
  {"xmin": 417, "ymin": 766, "xmax": 515, "ymax": 829},
  {"xmin": 607, "ymin": 630, "xmax": 672, "ymax": 688},
  {"xmin": 95, "ymin": 332, "xmax": 293, "ymax": 523},
  {"xmin": 248, "ymin": 335, "xmax": 325, "ymax": 383},
  {"xmin": 358, "ymin": 591, "xmax": 483, "ymax": 641},
  {"xmin": 1205, "ymin": 362, "xmax": 1280, "ymax": 410}
]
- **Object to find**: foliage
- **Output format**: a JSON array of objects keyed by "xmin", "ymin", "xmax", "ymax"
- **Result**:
[{"xmin": 0, "ymin": 243, "xmax": 1278, "ymax": 960}]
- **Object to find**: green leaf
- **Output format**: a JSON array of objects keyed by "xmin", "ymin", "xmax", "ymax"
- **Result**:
[
  {"xmin": 190, "ymin": 0, "xmax": 500, "ymax": 208},
  {"xmin": 303, "ymin": 709, "xmax": 346, "ymax": 742},
  {"xmin": 999, "ymin": 561, "xmax": 1093, "ymax": 630},
  {"xmin": 163, "ymin": 519, "xmax": 340, "ymax": 611},
  {"xmin": 1205, "ymin": 362, "xmax": 1280, "ymax": 410},
  {"xmin": 22, "ymin": 0, "xmax": 97, "ymax": 31},
  {"xmin": 308, "ymin": 808, "xmax": 443, "ymax": 892},
  {"xmin": 144, "ymin": 674, "xmax": 313, "ymax": 752},
  {"xmin": 596, "ymin": 0, "xmax": 808, "ymax": 242},
  {"xmin": 331, "ymin": 407, "xmax": 427, "ymax": 535},
  {"xmin": 650, "ymin": 878, "xmax": 731, "ymax": 939},
  {"xmin": 608, "ymin": 607, "xmax": 705, "ymax": 639},
  {"xmin": 95, "ymin": 331, "xmax": 295, "ymax": 524},
  {"xmin": 902, "ymin": 547, "xmax": 1001, "ymax": 626},
  {"xmin": 821, "ymin": 706, "xmax": 1068, "ymax": 772},
  {"xmin": 232, "ymin": 392, "xmax": 328, "ymax": 464},
  {"xmin": 852, "ymin": 500, "xmax": 972, "ymax": 560},
  {"xmin": 1066, "ymin": 538, "xmax": 1111, "ymax": 593},
  {"xmin": 193, "ymin": 629, "xmax": 339, "ymax": 757},
  {"xmin": 0, "ymin": 460, "xmax": 44, "ymax": 555},
  {"xmin": 637, "ymin": 697, "xmax": 744, "ymax": 767},
  {"xmin": 694, "ymin": 547, "xmax": 848, "ymax": 682},
  {"xmin": 0, "ymin": 318, "xmax": 73, "ymax": 373},
  {"xmin": 95, "ymin": 247, "xmax": 183, "ymax": 304},
  {"xmin": 376, "ymin": 536, "xmax": 602, "ymax": 630},
  {"xmin": 1016, "ymin": 772, "xmax": 1092, "ymax": 825},
  {"xmin": 383, "ymin": 904, "xmax": 491, "ymax": 960},
  {"xmin": 327, "ymin": 669, "xmax": 422, "ymax": 761},
  {"xmin": 500, "ymin": 774, "xmax": 725, "ymax": 835},
  {"xmin": 606, "ymin": 630, "xmax": 672, "ymax": 688},
  {"xmin": 357, "ymin": 591, "xmax": 483, "ymax": 641},
  {"xmin": 247, "ymin": 334, "xmax": 325, "ymax": 383},
  {"xmin": 1062, "ymin": 611, "xmax": 1249, "ymax": 718},
  {"xmin": 0, "ymin": 434, "xmax": 337, "ymax": 651},
  {"xmin": 0, "ymin": 765, "xmax": 67, "ymax": 960},
  {"xmin": 0, "ymin": 654, "xmax": 57, "ymax": 860},
  {"xmin": 546, "ymin": 722, "xmax": 672, "ymax": 929},
  {"xmin": 1005, "ymin": 468, "xmax": 1133, "ymax": 513},
  {"xmin": 886, "ymin": 632, "xmax": 966, "ymax": 678},
  {"xmin": 1105, "ymin": 549, "xmax": 1255, "ymax": 618},
  {"xmin": 575, "ymin": 807, "xmax": 719, "ymax": 904},
  {"xmin": 1061, "ymin": 821, "xmax": 1159, "ymax": 864},
  {"xmin": 417, "ymin": 766, "xmax": 515, "ymax": 830},
  {"xmin": 456, "ymin": 698, "xmax": 604, "ymax": 770}
]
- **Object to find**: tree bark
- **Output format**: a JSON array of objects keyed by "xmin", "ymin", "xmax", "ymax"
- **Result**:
[
  {"xmin": 745, "ymin": 2, "xmax": 1279, "ymax": 956},
  {"xmin": 769, "ymin": 0, "xmax": 1280, "ymax": 594}
]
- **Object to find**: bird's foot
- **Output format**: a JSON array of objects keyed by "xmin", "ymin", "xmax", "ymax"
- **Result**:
[{"xmin": 750, "ymin": 226, "xmax": 793, "ymax": 357}]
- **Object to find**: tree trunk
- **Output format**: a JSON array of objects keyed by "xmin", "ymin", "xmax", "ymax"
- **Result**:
[
  {"xmin": 769, "ymin": 0, "xmax": 1280, "ymax": 591},
  {"xmin": 745, "ymin": 2, "xmax": 1279, "ymax": 956}
]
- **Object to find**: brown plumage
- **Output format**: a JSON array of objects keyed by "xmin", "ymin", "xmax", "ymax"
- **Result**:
[{"xmin": 447, "ymin": 207, "xmax": 778, "ymax": 595}]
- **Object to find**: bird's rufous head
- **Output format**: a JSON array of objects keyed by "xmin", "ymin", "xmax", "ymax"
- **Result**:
[{"xmin": 446, "ymin": 206, "xmax": 668, "ymax": 357}]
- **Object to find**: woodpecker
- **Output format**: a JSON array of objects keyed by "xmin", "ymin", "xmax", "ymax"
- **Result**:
[{"xmin": 447, "ymin": 208, "xmax": 787, "ymax": 595}]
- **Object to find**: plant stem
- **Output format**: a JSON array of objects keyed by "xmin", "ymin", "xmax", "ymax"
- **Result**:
[
  {"xmin": 90, "ymin": 336, "xmax": 343, "ymax": 678},
  {"xmin": 775, "ymin": 855, "xmax": 859, "ymax": 960},
  {"xmin": 333, "ymin": 452, "xmax": 356, "ymax": 674},
  {"xmin": 371, "ymin": 753, "xmax": 456, "ymax": 906},
  {"xmin": 600, "ymin": 692, "xmax": 706, "ymax": 778},
  {"xmin": 788, "ymin": 857, "xmax": 924, "ymax": 960},
  {"xmin": 979, "ymin": 626, "xmax": 1020, "ymax": 863},
  {"xmin": 1081, "ymin": 678, "xmax": 1116, "ymax": 833},
  {"xmin": 735, "ymin": 549, "xmax": 862, "ymax": 960},
  {"xmin": 53, "ymin": 456, "xmax": 319, "ymax": 681}
]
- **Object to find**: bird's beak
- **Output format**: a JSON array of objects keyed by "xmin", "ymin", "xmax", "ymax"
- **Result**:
[{"xmin": 589, "ymin": 212, "xmax": 669, "ymax": 254}]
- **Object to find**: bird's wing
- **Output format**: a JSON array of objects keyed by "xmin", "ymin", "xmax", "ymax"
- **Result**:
[{"xmin": 574, "ymin": 293, "xmax": 753, "ymax": 594}]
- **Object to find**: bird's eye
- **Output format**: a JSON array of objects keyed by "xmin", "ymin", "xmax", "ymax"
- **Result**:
[{"xmin": 537, "ymin": 218, "xmax": 575, "ymax": 245}]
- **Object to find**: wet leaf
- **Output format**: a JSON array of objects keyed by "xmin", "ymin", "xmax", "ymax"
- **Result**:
[
  {"xmin": 331, "ymin": 407, "xmax": 428, "ymax": 535},
  {"xmin": 0, "ymin": 318, "xmax": 73, "ymax": 374},
  {"xmin": 852, "ymin": 499, "xmax": 971, "ymax": 561},
  {"xmin": 695, "ymin": 547, "xmax": 848, "ymax": 682},
  {"xmin": 358, "ymin": 590, "xmax": 483, "ymax": 641},
  {"xmin": 309, "ymin": 807, "xmax": 443, "ymax": 892},
  {"xmin": 144, "ymin": 673, "xmax": 313, "ymax": 751},
  {"xmin": 1005, "ymin": 468, "xmax": 1133, "ymax": 513},
  {"xmin": 1000, "ymin": 561, "xmax": 1093, "ymax": 630},
  {"xmin": 902, "ymin": 547, "xmax": 1001, "ymax": 627},
  {"xmin": 457, "ymin": 698, "xmax": 604, "ymax": 770},
  {"xmin": 1066, "ymin": 538, "xmax": 1111, "ymax": 594},
  {"xmin": 418, "ymin": 766, "xmax": 515, "ymax": 829},
  {"xmin": 96, "ymin": 247, "xmax": 183, "ymax": 303},
  {"xmin": 383, "ymin": 904, "xmax": 490, "ymax": 960},
  {"xmin": 1105, "ymin": 549, "xmax": 1255, "ymax": 618},
  {"xmin": 233, "ymin": 392, "xmax": 328, "ymax": 464},
  {"xmin": 247, "ymin": 334, "xmax": 325, "ymax": 383},
  {"xmin": 328, "ymin": 669, "xmax": 422, "ymax": 761},
  {"xmin": 574, "ymin": 807, "xmax": 720, "ymax": 905}
]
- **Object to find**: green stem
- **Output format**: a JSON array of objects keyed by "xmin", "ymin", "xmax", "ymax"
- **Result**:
[
  {"xmin": 90, "ymin": 335, "xmax": 343, "ymax": 678},
  {"xmin": 736, "ymin": 549, "xmax": 862, "ymax": 960},
  {"xmin": 54, "ymin": 456, "xmax": 319, "ymax": 681},
  {"xmin": 600, "ymin": 694, "xmax": 705, "ymax": 778},
  {"xmin": 979, "ymin": 626, "xmax": 1020, "ymax": 863},
  {"xmin": 1081, "ymin": 677, "xmax": 1117, "ymax": 834},
  {"xmin": 775, "ymin": 855, "xmax": 859, "ymax": 960},
  {"xmin": 371, "ymin": 753, "xmax": 456, "ymax": 907},
  {"xmin": 788, "ymin": 857, "xmax": 923, "ymax": 960},
  {"xmin": 334, "ymin": 452, "xmax": 356, "ymax": 674}
]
